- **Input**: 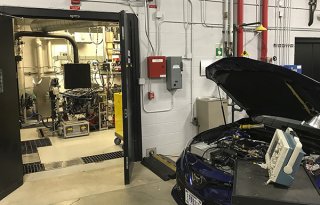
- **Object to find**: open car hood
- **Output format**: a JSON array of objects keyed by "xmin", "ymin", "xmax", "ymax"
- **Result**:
[{"xmin": 206, "ymin": 57, "xmax": 320, "ymax": 122}]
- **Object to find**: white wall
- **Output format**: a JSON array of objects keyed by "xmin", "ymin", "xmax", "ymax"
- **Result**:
[{"xmin": 1, "ymin": 0, "xmax": 317, "ymax": 156}]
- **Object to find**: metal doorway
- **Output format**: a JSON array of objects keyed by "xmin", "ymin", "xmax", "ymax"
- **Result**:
[{"xmin": 0, "ymin": 6, "xmax": 142, "ymax": 200}]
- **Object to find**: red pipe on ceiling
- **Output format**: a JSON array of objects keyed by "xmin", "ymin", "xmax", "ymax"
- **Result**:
[
  {"xmin": 261, "ymin": 0, "xmax": 268, "ymax": 62},
  {"xmin": 237, "ymin": 0, "xmax": 244, "ymax": 57}
]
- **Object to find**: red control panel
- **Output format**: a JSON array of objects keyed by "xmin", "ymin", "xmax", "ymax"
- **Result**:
[{"xmin": 147, "ymin": 56, "xmax": 166, "ymax": 78}]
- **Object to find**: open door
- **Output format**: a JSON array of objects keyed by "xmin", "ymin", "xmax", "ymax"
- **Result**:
[
  {"xmin": 120, "ymin": 11, "xmax": 138, "ymax": 185},
  {"xmin": 0, "ymin": 16, "xmax": 24, "ymax": 200}
]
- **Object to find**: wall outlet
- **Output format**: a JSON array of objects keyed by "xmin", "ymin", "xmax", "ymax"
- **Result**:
[{"xmin": 146, "ymin": 147, "xmax": 157, "ymax": 156}]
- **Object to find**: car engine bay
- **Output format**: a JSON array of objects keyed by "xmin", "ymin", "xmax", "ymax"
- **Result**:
[
  {"xmin": 186, "ymin": 118, "xmax": 320, "ymax": 190},
  {"xmin": 190, "ymin": 128, "xmax": 269, "ymax": 175}
]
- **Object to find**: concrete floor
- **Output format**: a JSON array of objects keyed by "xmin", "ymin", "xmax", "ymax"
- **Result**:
[
  {"xmin": 21, "ymin": 128, "xmax": 122, "ymax": 164},
  {"xmin": 0, "ymin": 128, "xmax": 177, "ymax": 205},
  {"xmin": 0, "ymin": 159, "xmax": 176, "ymax": 205},
  {"xmin": 54, "ymin": 180, "xmax": 176, "ymax": 205}
]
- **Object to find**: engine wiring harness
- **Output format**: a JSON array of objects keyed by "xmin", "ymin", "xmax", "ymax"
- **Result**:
[
  {"xmin": 189, "ymin": 127, "xmax": 270, "ymax": 174},
  {"xmin": 304, "ymin": 155, "xmax": 320, "ymax": 190}
]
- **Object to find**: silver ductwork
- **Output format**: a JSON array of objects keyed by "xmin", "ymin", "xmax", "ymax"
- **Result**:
[{"xmin": 30, "ymin": 19, "xmax": 106, "ymax": 32}]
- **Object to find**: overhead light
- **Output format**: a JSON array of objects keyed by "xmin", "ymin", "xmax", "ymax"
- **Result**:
[
  {"xmin": 255, "ymin": 24, "xmax": 267, "ymax": 32},
  {"xmin": 239, "ymin": 22, "xmax": 267, "ymax": 32},
  {"xmin": 241, "ymin": 51, "xmax": 249, "ymax": 57}
]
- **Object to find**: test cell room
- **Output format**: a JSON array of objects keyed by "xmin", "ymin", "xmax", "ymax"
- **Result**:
[
  {"xmin": 16, "ymin": 18, "xmax": 125, "ymax": 170},
  {"xmin": 0, "ymin": 1, "xmax": 320, "ymax": 205}
]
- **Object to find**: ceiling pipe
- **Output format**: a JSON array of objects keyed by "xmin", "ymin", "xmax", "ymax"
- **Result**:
[
  {"xmin": 30, "ymin": 20, "xmax": 104, "ymax": 32},
  {"xmin": 261, "ymin": 0, "xmax": 268, "ymax": 62},
  {"xmin": 15, "ymin": 31, "xmax": 79, "ymax": 63},
  {"xmin": 228, "ymin": 0, "xmax": 234, "ymax": 56},
  {"xmin": 223, "ymin": 0, "xmax": 229, "ymax": 56},
  {"xmin": 237, "ymin": 0, "xmax": 244, "ymax": 57}
]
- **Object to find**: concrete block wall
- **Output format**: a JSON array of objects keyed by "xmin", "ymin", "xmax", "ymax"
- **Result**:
[{"xmin": 0, "ymin": 0, "xmax": 318, "ymax": 156}]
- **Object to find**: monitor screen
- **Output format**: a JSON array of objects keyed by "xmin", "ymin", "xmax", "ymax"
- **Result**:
[
  {"xmin": 64, "ymin": 64, "xmax": 91, "ymax": 89},
  {"xmin": 268, "ymin": 137, "xmax": 279, "ymax": 158}
]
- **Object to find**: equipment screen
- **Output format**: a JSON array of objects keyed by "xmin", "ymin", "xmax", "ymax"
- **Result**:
[
  {"xmin": 64, "ymin": 64, "xmax": 91, "ymax": 89},
  {"xmin": 269, "ymin": 137, "xmax": 279, "ymax": 158}
]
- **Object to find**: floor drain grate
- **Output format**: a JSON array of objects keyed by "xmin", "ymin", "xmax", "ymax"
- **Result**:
[
  {"xmin": 82, "ymin": 151, "xmax": 124, "ymax": 164},
  {"xmin": 23, "ymin": 162, "xmax": 45, "ymax": 174},
  {"xmin": 21, "ymin": 138, "xmax": 52, "ymax": 155}
]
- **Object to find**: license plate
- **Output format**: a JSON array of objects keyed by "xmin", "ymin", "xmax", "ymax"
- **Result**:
[{"xmin": 185, "ymin": 189, "xmax": 202, "ymax": 205}]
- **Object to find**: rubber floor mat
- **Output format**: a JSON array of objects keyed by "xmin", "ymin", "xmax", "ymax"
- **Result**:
[{"xmin": 82, "ymin": 151, "xmax": 123, "ymax": 164}]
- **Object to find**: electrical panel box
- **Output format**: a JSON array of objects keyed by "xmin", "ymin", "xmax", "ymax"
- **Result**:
[
  {"xmin": 196, "ymin": 97, "xmax": 228, "ymax": 133},
  {"xmin": 147, "ymin": 56, "xmax": 166, "ymax": 78},
  {"xmin": 166, "ymin": 56, "xmax": 183, "ymax": 90}
]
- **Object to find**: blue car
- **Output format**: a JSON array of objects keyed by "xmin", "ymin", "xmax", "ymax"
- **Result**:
[{"xmin": 172, "ymin": 57, "xmax": 320, "ymax": 205}]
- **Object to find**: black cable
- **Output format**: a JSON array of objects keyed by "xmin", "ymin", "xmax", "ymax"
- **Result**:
[
  {"xmin": 162, "ymin": 154, "xmax": 180, "ymax": 158},
  {"xmin": 33, "ymin": 113, "xmax": 53, "ymax": 129},
  {"xmin": 218, "ymin": 86, "xmax": 227, "ymax": 125}
]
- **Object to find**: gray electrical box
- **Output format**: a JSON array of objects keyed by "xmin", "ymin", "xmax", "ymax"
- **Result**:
[{"xmin": 166, "ymin": 56, "xmax": 183, "ymax": 90}]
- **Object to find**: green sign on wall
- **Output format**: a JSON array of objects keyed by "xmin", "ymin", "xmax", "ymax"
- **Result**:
[{"xmin": 216, "ymin": 47, "xmax": 223, "ymax": 58}]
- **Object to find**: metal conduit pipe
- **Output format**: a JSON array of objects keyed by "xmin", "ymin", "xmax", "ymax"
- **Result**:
[
  {"xmin": 223, "ymin": 0, "xmax": 229, "ymax": 54},
  {"xmin": 15, "ymin": 31, "xmax": 79, "ymax": 63},
  {"xmin": 228, "ymin": 0, "xmax": 234, "ymax": 56},
  {"xmin": 188, "ymin": 0, "xmax": 195, "ymax": 122}
]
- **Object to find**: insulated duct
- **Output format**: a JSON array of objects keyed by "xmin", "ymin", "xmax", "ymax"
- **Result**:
[
  {"xmin": 36, "ymin": 38, "xmax": 44, "ymax": 79},
  {"xmin": 15, "ymin": 31, "xmax": 79, "ymax": 63},
  {"xmin": 47, "ymin": 40, "xmax": 53, "ymax": 69},
  {"xmin": 30, "ymin": 19, "xmax": 104, "ymax": 32}
]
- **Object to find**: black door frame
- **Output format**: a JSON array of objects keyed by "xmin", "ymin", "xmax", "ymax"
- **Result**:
[
  {"xmin": 0, "ymin": 6, "xmax": 143, "ymax": 161},
  {"xmin": 295, "ymin": 37, "xmax": 320, "ymax": 82},
  {"xmin": 0, "ymin": 15, "xmax": 23, "ymax": 201},
  {"xmin": 295, "ymin": 37, "xmax": 320, "ymax": 44}
]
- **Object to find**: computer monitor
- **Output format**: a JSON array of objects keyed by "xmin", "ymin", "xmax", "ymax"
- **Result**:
[
  {"xmin": 64, "ymin": 64, "xmax": 91, "ymax": 89},
  {"xmin": 265, "ymin": 128, "xmax": 305, "ymax": 187}
]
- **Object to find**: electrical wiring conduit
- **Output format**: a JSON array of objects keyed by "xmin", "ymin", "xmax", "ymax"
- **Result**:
[
  {"xmin": 142, "ymin": 0, "xmax": 174, "ymax": 114},
  {"xmin": 223, "ymin": 0, "xmax": 229, "ymax": 54},
  {"xmin": 228, "ymin": 0, "xmax": 234, "ymax": 55}
]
